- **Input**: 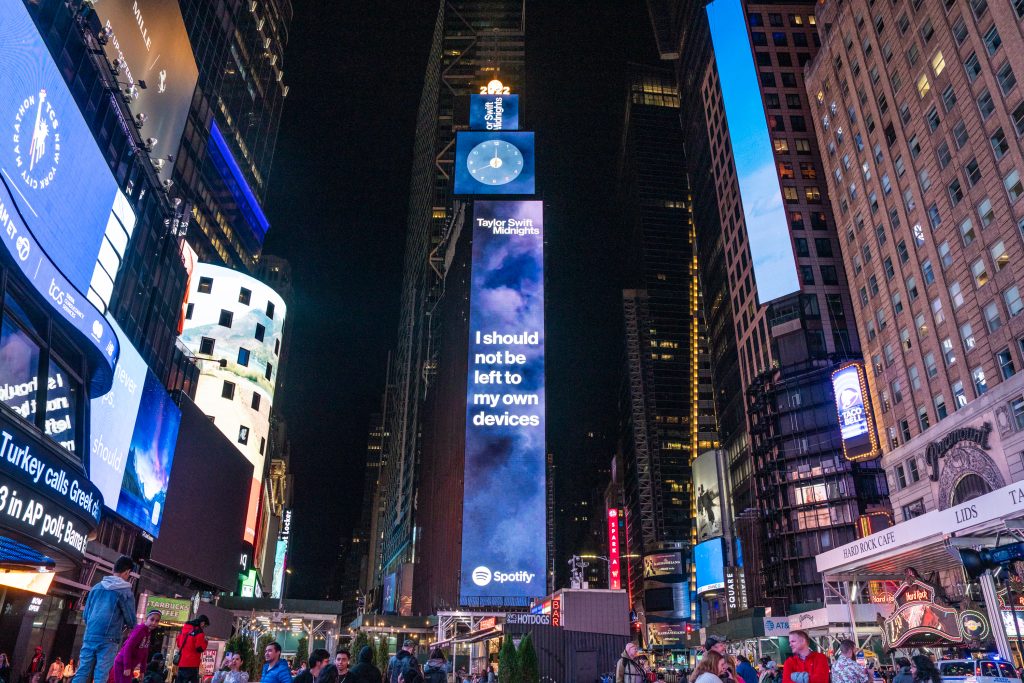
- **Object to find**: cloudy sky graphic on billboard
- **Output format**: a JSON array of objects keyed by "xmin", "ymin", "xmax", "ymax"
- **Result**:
[{"xmin": 461, "ymin": 200, "xmax": 546, "ymax": 604}]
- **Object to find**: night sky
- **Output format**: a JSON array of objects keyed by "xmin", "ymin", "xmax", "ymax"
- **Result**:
[{"xmin": 262, "ymin": 1, "xmax": 657, "ymax": 599}]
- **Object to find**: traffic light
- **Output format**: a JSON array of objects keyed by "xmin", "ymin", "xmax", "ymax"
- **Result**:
[{"xmin": 959, "ymin": 541, "xmax": 1024, "ymax": 579}]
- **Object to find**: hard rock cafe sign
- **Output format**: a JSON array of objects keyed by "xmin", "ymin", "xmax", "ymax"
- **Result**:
[{"xmin": 880, "ymin": 570, "xmax": 990, "ymax": 649}]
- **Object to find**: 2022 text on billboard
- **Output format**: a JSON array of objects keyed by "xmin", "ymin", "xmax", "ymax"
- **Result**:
[{"xmin": 460, "ymin": 200, "xmax": 546, "ymax": 606}]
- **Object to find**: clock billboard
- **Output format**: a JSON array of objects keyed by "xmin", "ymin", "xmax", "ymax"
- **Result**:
[{"xmin": 453, "ymin": 131, "xmax": 536, "ymax": 195}]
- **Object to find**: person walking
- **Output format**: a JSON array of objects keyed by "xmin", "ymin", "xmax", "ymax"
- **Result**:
[
  {"xmin": 62, "ymin": 660, "xmax": 75, "ymax": 683},
  {"xmin": 259, "ymin": 643, "xmax": 290, "ymax": 683},
  {"xmin": 210, "ymin": 654, "xmax": 246, "ymax": 683},
  {"xmin": 781, "ymin": 631, "xmax": 829, "ymax": 683},
  {"xmin": 831, "ymin": 640, "xmax": 868, "ymax": 683},
  {"xmin": 689, "ymin": 651, "xmax": 725, "ymax": 683},
  {"xmin": 384, "ymin": 641, "xmax": 417, "ymax": 683},
  {"xmin": 736, "ymin": 656, "xmax": 758, "ymax": 683},
  {"xmin": 910, "ymin": 656, "xmax": 940, "ymax": 683},
  {"xmin": 72, "ymin": 556, "xmax": 137, "ymax": 683},
  {"xmin": 294, "ymin": 650, "xmax": 330, "ymax": 683},
  {"xmin": 892, "ymin": 659, "xmax": 913, "ymax": 683},
  {"xmin": 421, "ymin": 650, "xmax": 446, "ymax": 683},
  {"xmin": 113, "ymin": 610, "xmax": 161, "ymax": 683},
  {"xmin": 47, "ymin": 657, "xmax": 64, "ymax": 683},
  {"xmin": 27, "ymin": 647, "xmax": 47, "ymax": 683},
  {"xmin": 349, "ymin": 646, "xmax": 381, "ymax": 683},
  {"xmin": 615, "ymin": 642, "xmax": 646, "ymax": 683},
  {"xmin": 173, "ymin": 616, "xmax": 209, "ymax": 683}
]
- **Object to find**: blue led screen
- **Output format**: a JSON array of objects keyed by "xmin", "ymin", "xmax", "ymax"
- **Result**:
[
  {"xmin": 707, "ymin": 0, "xmax": 800, "ymax": 303},
  {"xmin": 454, "ymin": 132, "xmax": 536, "ymax": 196},
  {"xmin": 460, "ymin": 200, "xmax": 546, "ymax": 605},
  {"xmin": 695, "ymin": 538, "xmax": 726, "ymax": 594},
  {"xmin": 470, "ymin": 94, "xmax": 520, "ymax": 131},
  {"xmin": 0, "ymin": 0, "xmax": 122, "ymax": 296}
]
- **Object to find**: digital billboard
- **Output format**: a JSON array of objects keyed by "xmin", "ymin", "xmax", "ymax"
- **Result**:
[
  {"xmin": 707, "ymin": 0, "xmax": 800, "ymax": 303},
  {"xmin": 460, "ymin": 200, "xmax": 546, "ymax": 605},
  {"xmin": 90, "ymin": 320, "xmax": 181, "ymax": 537},
  {"xmin": 694, "ymin": 451, "xmax": 723, "ymax": 542},
  {"xmin": 453, "ymin": 132, "xmax": 536, "ymax": 196},
  {"xmin": 91, "ymin": 0, "xmax": 199, "ymax": 184},
  {"xmin": 0, "ymin": 0, "xmax": 135, "ymax": 304},
  {"xmin": 607, "ymin": 508, "xmax": 622, "ymax": 590},
  {"xmin": 470, "ymin": 94, "xmax": 520, "ymax": 131},
  {"xmin": 271, "ymin": 509, "xmax": 291, "ymax": 599},
  {"xmin": 644, "ymin": 552, "xmax": 684, "ymax": 579},
  {"xmin": 382, "ymin": 572, "xmax": 398, "ymax": 614},
  {"xmin": 647, "ymin": 622, "xmax": 688, "ymax": 647},
  {"xmin": 831, "ymin": 362, "xmax": 880, "ymax": 462},
  {"xmin": 695, "ymin": 539, "xmax": 726, "ymax": 594},
  {"xmin": 179, "ymin": 263, "xmax": 287, "ymax": 544}
]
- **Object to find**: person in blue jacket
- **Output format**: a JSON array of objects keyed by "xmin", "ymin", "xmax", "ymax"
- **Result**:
[{"xmin": 259, "ymin": 643, "xmax": 291, "ymax": 683}]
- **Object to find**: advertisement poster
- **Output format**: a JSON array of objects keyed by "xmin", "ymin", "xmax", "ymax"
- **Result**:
[
  {"xmin": 91, "ymin": 321, "xmax": 181, "ymax": 537},
  {"xmin": 647, "ymin": 622, "xmax": 688, "ymax": 647},
  {"xmin": 470, "ymin": 94, "xmax": 520, "ymax": 131},
  {"xmin": 643, "ymin": 552, "xmax": 683, "ymax": 579},
  {"xmin": 707, "ymin": 0, "xmax": 800, "ymax": 302},
  {"xmin": 91, "ymin": 0, "xmax": 199, "ymax": 184},
  {"xmin": 695, "ymin": 539, "xmax": 725, "ymax": 594},
  {"xmin": 454, "ymin": 132, "xmax": 536, "ymax": 195},
  {"xmin": 460, "ymin": 201, "xmax": 546, "ymax": 605},
  {"xmin": 693, "ymin": 451, "xmax": 723, "ymax": 542},
  {"xmin": 832, "ymin": 362, "xmax": 880, "ymax": 461}
]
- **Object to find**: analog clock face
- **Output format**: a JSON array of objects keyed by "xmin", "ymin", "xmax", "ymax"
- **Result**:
[{"xmin": 467, "ymin": 140, "xmax": 524, "ymax": 185}]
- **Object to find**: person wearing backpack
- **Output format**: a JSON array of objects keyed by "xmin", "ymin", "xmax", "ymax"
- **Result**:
[
  {"xmin": 174, "ymin": 616, "xmax": 209, "ymax": 683},
  {"xmin": 421, "ymin": 650, "xmax": 446, "ymax": 683}
]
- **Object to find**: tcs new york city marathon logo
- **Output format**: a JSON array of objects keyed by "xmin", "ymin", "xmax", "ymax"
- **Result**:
[
  {"xmin": 471, "ymin": 566, "xmax": 535, "ymax": 587},
  {"xmin": 13, "ymin": 88, "xmax": 61, "ymax": 191}
]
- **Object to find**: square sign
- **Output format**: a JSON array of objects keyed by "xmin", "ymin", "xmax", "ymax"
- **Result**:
[
  {"xmin": 454, "ymin": 131, "xmax": 536, "ymax": 196},
  {"xmin": 470, "ymin": 94, "xmax": 520, "ymax": 130}
]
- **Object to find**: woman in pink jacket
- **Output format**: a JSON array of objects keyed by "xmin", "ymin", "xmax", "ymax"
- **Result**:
[{"xmin": 111, "ymin": 610, "xmax": 162, "ymax": 683}]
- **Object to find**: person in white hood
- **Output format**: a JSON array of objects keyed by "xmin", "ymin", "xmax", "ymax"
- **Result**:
[{"xmin": 71, "ymin": 556, "xmax": 137, "ymax": 683}]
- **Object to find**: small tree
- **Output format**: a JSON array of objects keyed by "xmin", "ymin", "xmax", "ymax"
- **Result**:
[
  {"xmin": 351, "ymin": 632, "xmax": 371, "ymax": 661},
  {"xmin": 518, "ymin": 634, "xmax": 539, "ymax": 683},
  {"xmin": 295, "ymin": 635, "xmax": 309, "ymax": 668},
  {"xmin": 375, "ymin": 638, "xmax": 391, "ymax": 675},
  {"xmin": 498, "ymin": 634, "xmax": 520, "ymax": 683}
]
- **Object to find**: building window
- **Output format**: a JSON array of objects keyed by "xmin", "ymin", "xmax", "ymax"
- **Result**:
[
  {"xmin": 199, "ymin": 337, "xmax": 215, "ymax": 355},
  {"xmin": 896, "ymin": 464, "xmax": 908, "ymax": 489},
  {"xmin": 939, "ymin": 242, "xmax": 953, "ymax": 269},
  {"xmin": 972, "ymin": 259, "xmax": 989, "ymax": 287},
  {"xmin": 949, "ymin": 281, "xmax": 965, "ymax": 308},
  {"xmin": 953, "ymin": 121, "xmax": 969, "ymax": 149},
  {"xmin": 198, "ymin": 277, "xmax": 213, "ymax": 294},
  {"xmin": 953, "ymin": 381, "xmax": 968, "ymax": 408},
  {"xmin": 983, "ymin": 25, "xmax": 1002, "ymax": 55},
  {"xmin": 935, "ymin": 394, "xmax": 948, "ymax": 420},
  {"xmin": 252, "ymin": 393, "xmax": 262, "ymax": 410},
  {"xmin": 918, "ymin": 405, "xmax": 931, "ymax": 432},
  {"xmin": 960, "ymin": 323, "xmax": 976, "ymax": 351},
  {"xmin": 903, "ymin": 499, "xmax": 926, "ymax": 520},
  {"xmin": 238, "ymin": 426, "xmax": 249, "ymax": 445},
  {"xmin": 966, "ymin": 159, "xmax": 982, "ymax": 187},
  {"xmin": 998, "ymin": 348, "xmax": 1016, "ymax": 379},
  {"xmin": 900, "ymin": 419, "xmax": 913, "ymax": 442},
  {"xmin": 218, "ymin": 310, "xmax": 234, "ymax": 328},
  {"xmin": 925, "ymin": 352, "xmax": 939, "ymax": 377},
  {"xmin": 222, "ymin": 381, "xmax": 236, "ymax": 400},
  {"xmin": 265, "ymin": 362, "xmax": 274, "ymax": 381},
  {"xmin": 1006, "ymin": 286, "xmax": 1024, "ymax": 317},
  {"xmin": 237, "ymin": 348, "xmax": 250, "ymax": 367},
  {"xmin": 255, "ymin": 323, "xmax": 266, "ymax": 342},
  {"xmin": 932, "ymin": 297, "xmax": 946, "ymax": 324},
  {"xmin": 979, "ymin": 198, "xmax": 996, "ymax": 226},
  {"xmin": 998, "ymin": 63, "xmax": 1017, "ymax": 95},
  {"xmin": 973, "ymin": 367, "xmax": 989, "ymax": 395},
  {"xmin": 977, "ymin": 89, "xmax": 996, "ymax": 120},
  {"xmin": 238, "ymin": 288, "xmax": 252, "ymax": 305},
  {"xmin": 185, "ymin": 303, "xmax": 194, "ymax": 320},
  {"xmin": 986, "ymin": 301, "xmax": 1003, "ymax": 332},
  {"xmin": 943, "ymin": 336, "xmax": 958, "ymax": 365},
  {"xmin": 923, "ymin": 259, "xmax": 935, "ymax": 284},
  {"xmin": 992, "ymin": 241, "xmax": 1009, "ymax": 271},
  {"xmin": 964, "ymin": 52, "xmax": 982, "ymax": 82},
  {"xmin": 267, "ymin": 301, "xmax": 276, "ymax": 320},
  {"xmin": 1006, "ymin": 170, "xmax": 1024, "ymax": 202},
  {"xmin": 961, "ymin": 218, "xmax": 976, "ymax": 245}
]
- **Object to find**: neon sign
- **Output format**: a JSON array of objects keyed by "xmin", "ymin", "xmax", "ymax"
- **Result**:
[{"xmin": 608, "ymin": 508, "xmax": 621, "ymax": 590}]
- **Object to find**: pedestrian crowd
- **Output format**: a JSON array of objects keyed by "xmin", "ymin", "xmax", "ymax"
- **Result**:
[{"xmin": 611, "ymin": 630, "xmax": 946, "ymax": 683}]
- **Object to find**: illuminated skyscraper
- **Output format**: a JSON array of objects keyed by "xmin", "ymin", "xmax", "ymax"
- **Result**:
[
  {"xmin": 616, "ymin": 64, "xmax": 718, "ymax": 628},
  {"xmin": 175, "ymin": 0, "xmax": 292, "ymax": 269},
  {"xmin": 372, "ymin": 0, "xmax": 526, "ymax": 615},
  {"xmin": 647, "ymin": 0, "xmax": 888, "ymax": 614}
]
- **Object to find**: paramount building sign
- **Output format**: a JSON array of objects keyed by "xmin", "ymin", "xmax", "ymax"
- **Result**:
[{"xmin": 925, "ymin": 423, "xmax": 992, "ymax": 481}]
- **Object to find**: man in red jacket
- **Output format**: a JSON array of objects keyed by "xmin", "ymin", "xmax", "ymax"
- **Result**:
[
  {"xmin": 782, "ymin": 630, "xmax": 829, "ymax": 683},
  {"xmin": 174, "ymin": 616, "xmax": 210, "ymax": 683}
]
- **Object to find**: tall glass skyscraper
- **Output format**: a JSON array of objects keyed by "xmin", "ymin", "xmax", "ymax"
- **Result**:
[{"xmin": 370, "ymin": 0, "xmax": 526, "ymax": 616}]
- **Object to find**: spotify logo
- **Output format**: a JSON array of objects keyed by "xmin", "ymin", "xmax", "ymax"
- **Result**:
[{"xmin": 472, "ymin": 566, "xmax": 492, "ymax": 586}]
